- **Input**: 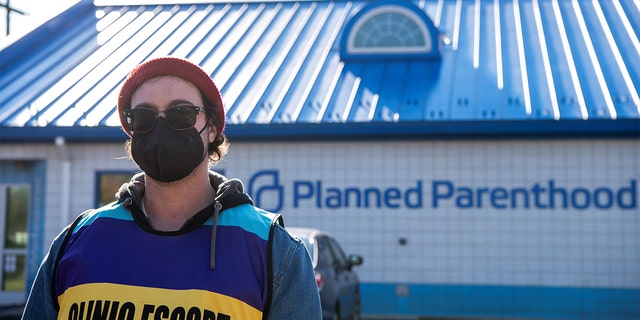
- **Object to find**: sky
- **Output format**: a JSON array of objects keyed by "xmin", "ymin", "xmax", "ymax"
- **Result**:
[
  {"xmin": 0, "ymin": 0, "xmax": 79, "ymax": 45},
  {"xmin": 0, "ymin": 0, "xmax": 215, "ymax": 47}
]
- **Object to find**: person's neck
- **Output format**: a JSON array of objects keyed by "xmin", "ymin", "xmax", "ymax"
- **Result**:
[{"xmin": 143, "ymin": 165, "xmax": 215, "ymax": 231}]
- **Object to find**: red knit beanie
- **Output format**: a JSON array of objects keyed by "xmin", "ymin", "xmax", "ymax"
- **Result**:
[{"xmin": 118, "ymin": 56, "xmax": 225, "ymax": 136}]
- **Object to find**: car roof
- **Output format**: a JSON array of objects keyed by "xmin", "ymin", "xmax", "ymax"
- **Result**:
[{"xmin": 287, "ymin": 227, "xmax": 333, "ymax": 240}]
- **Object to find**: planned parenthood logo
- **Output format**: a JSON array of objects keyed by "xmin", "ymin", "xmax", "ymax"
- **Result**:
[{"xmin": 248, "ymin": 170, "xmax": 638, "ymax": 212}]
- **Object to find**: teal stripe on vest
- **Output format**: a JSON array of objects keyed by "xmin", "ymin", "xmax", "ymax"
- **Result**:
[
  {"xmin": 212, "ymin": 204, "xmax": 276, "ymax": 241},
  {"xmin": 74, "ymin": 202, "xmax": 275, "ymax": 241},
  {"xmin": 72, "ymin": 202, "xmax": 132, "ymax": 234}
]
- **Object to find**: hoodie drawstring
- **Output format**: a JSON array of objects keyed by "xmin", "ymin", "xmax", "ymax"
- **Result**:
[{"xmin": 210, "ymin": 201, "xmax": 222, "ymax": 270}]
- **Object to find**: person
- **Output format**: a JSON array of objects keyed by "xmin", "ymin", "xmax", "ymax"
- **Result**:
[{"xmin": 21, "ymin": 56, "xmax": 322, "ymax": 320}]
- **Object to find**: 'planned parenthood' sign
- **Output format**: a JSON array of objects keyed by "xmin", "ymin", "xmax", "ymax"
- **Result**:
[{"xmin": 247, "ymin": 170, "xmax": 637, "ymax": 212}]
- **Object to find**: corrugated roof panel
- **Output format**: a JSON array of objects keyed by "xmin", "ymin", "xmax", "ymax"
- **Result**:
[
  {"xmin": 344, "ymin": 62, "xmax": 377, "ymax": 122},
  {"xmin": 557, "ymin": 1, "xmax": 596, "ymax": 119},
  {"xmin": 285, "ymin": 1, "xmax": 352, "ymax": 123},
  {"xmin": 521, "ymin": 0, "xmax": 555, "ymax": 120},
  {"xmin": 617, "ymin": 1, "xmax": 640, "ymax": 59},
  {"xmin": 580, "ymin": 1, "xmax": 622, "ymax": 119},
  {"xmin": 611, "ymin": 1, "xmax": 640, "ymax": 115},
  {"xmin": 474, "ymin": 1, "xmax": 501, "ymax": 120},
  {"xmin": 228, "ymin": 2, "xmax": 299, "ymax": 123},
  {"xmin": 176, "ymin": 4, "xmax": 231, "ymax": 61},
  {"xmin": 63, "ymin": 7, "xmax": 173, "ymax": 126},
  {"xmin": 448, "ymin": 0, "xmax": 481, "ymax": 121},
  {"xmin": 260, "ymin": 4, "xmax": 321, "ymax": 122},
  {"xmin": 211, "ymin": 4, "xmax": 266, "ymax": 87},
  {"xmin": 371, "ymin": 62, "xmax": 408, "ymax": 121},
  {"xmin": 0, "ymin": 0, "xmax": 638, "ymax": 142},
  {"xmin": 321, "ymin": 61, "xmax": 360, "ymax": 122},
  {"xmin": 422, "ymin": 1, "xmax": 459, "ymax": 121},
  {"xmin": 592, "ymin": 0, "xmax": 640, "ymax": 118},
  {"xmin": 365, "ymin": 63, "xmax": 394, "ymax": 122},
  {"xmin": 0, "ymin": 12, "xmax": 99, "ymax": 124},
  {"xmin": 545, "ymin": 1, "xmax": 586, "ymax": 120},
  {"xmin": 405, "ymin": 61, "xmax": 444, "ymax": 121},
  {"xmin": 297, "ymin": 52, "xmax": 343, "ymax": 122}
]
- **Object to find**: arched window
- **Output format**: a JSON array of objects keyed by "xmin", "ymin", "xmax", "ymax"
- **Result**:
[{"xmin": 341, "ymin": 1, "xmax": 440, "ymax": 61}]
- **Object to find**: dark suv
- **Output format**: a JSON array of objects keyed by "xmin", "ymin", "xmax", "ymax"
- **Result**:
[{"xmin": 288, "ymin": 227, "xmax": 364, "ymax": 320}]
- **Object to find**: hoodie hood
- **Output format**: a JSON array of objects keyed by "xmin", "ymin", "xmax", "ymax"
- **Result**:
[
  {"xmin": 116, "ymin": 171, "xmax": 253, "ymax": 215},
  {"xmin": 115, "ymin": 171, "xmax": 254, "ymax": 269}
]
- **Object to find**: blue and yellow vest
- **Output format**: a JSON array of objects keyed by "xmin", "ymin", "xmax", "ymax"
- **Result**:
[{"xmin": 53, "ymin": 201, "xmax": 280, "ymax": 320}]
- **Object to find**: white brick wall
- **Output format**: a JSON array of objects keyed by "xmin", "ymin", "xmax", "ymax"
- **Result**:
[
  {"xmin": 2, "ymin": 138, "xmax": 638, "ymax": 290},
  {"xmin": 222, "ymin": 139, "xmax": 640, "ymax": 289}
]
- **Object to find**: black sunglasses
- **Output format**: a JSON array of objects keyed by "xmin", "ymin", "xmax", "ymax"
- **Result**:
[{"xmin": 123, "ymin": 105, "xmax": 206, "ymax": 133}]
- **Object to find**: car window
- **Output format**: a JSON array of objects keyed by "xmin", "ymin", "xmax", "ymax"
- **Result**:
[
  {"xmin": 317, "ymin": 236, "xmax": 336, "ymax": 268},
  {"xmin": 327, "ymin": 237, "xmax": 348, "ymax": 270}
]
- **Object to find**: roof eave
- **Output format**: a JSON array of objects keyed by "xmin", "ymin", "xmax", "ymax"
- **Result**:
[{"xmin": 1, "ymin": 119, "xmax": 637, "ymax": 144}]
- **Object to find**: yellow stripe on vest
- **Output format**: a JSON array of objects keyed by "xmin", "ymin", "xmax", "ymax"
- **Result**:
[{"xmin": 57, "ymin": 282, "xmax": 262, "ymax": 320}]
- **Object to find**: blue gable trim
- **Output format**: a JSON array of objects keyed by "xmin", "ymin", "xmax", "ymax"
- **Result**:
[
  {"xmin": 0, "ymin": 119, "xmax": 637, "ymax": 143},
  {"xmin": 0, "ymin": 126, "xmax": 129, "ymax": 143}
]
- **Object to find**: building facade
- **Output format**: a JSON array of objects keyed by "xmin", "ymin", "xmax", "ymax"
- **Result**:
[{"xmin": 1, "ymin": 0, "xmax": 639, "ymax": 318}]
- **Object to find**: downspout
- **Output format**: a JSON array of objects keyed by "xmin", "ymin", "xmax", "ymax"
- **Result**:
[{"xmin": 55, "ymin": 136, "xmax": 72, "ymax": 230}]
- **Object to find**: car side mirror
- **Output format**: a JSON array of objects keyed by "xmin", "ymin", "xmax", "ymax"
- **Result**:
[{"xmin": 347, "ymin": 254, "xmax": 363, "ymax": 270}]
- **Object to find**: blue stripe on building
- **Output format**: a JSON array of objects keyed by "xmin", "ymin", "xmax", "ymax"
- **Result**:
[{"xmin": 361, "ymin": 283, "xmax": 639, "ymax": 319}]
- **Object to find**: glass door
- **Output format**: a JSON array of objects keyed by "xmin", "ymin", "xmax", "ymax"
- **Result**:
[{"xmin": 0, "ymin": 185, "xmax": 29, "ymax": 305}]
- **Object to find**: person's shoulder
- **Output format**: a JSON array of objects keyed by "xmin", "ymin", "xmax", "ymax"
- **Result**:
[
  {"xmin": 272, "ymin": 223, "xmax": 301, "ymax": 246},
  {"xmin": 70, "ymin": 201, "xmax": 131, "ymax": 234},
  {"xmin": 219, "ymin": 204, "xmax": 281, "ymax": 241}
]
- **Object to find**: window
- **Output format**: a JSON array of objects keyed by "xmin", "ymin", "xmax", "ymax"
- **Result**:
[
  {"xmin": 351, "ymin": 9, "xmax": 427, "ymax": 52},
  {"xmin": 340, "ymin": 0, "xmax": 440, "ymax": 61},
  {"xmin": 327, "ymin": 237, "xmax": 348, "ymax": 270},
  {"xmin": 317, "ymin": 237, "xmax": 335, "ymax": 269},
  {"xmin": 1, "ymin": 186, "xmax": 29, "ymax": 292},
  {"xmin": 96, "ymin": 171, "xmax": 134, "ymax": 207}
]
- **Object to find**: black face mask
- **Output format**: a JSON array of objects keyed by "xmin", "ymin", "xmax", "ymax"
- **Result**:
[{"xmin": 131, "ymin": 117, "xmax": 207, "ymax": 183}]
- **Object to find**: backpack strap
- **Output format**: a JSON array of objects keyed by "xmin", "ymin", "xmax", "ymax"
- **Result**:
[
  {"xmin": 262, "ymin": 214, "xmax": 284, "ymax": 320},
  {"xmin": 51, "ymin": 209, "xmax": 92, "ymax": 312}
]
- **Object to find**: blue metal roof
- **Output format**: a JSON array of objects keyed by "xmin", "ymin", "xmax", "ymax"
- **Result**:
[{"xmin": 0, "ymin": 0, "xmax": 638, "ymax": 142}]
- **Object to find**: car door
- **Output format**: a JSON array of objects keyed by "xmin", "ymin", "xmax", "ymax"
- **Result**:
[
  {"xmin": 316, "ymin": 236, "xmax": 339, "ymax": 315},
  {"xmin": 326, "ymin": 236, "xmax": 358, "ymax": 318}
]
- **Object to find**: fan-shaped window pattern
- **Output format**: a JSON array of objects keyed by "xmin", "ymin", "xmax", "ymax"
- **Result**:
[
  {"xmin": 351, "ymin": 9, "xmax": 429, "ymax": 53},
  {"xmin": 341, "ymin": 2, "xmax": 440, "ymax": 60}
]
